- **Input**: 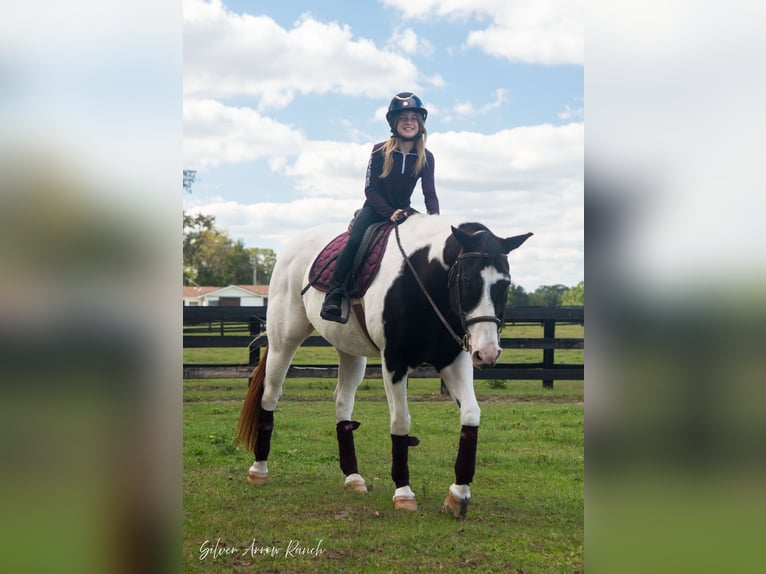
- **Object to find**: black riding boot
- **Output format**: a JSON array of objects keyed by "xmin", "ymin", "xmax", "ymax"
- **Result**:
[
  {"xmin": 320, "ymin": 205, "xmax": 382, "ymax": 323},
  {"xmin": 320, "ymin": 285, "xmax": 347, "ymax": 322}
]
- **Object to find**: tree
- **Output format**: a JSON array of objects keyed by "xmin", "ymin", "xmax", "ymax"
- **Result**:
[
  {"xmin": 528, "ymin": 284, "xmax": 569, "ymax": 307},
  {"xmin": 183, "ymin": 211, "xmax": 276, "ymax": 286},
  {"xmin": 183, "ymin": 169, "xmax": 197, "ymax": 193},
  {"xmin": 561, "ymin": 281, "xmax": 584, "ymax": 306},
  {"xmin": 507, "ymin": 283, "xmax": 530, "ymax": 306},
  {"xmin": 248, "ymin": 247, "xmax": 277, "ymax": 285},
  {"xmin": 184, "ymin": 212, "xmax": 217, "ymax": 285}
]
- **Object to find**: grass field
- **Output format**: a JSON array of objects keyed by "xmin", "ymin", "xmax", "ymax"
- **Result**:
[{"xmin": 183, "ymin": 326, "xmax": 583, "ymax": 573}]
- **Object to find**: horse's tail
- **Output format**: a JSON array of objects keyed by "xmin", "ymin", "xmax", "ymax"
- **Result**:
[{"xmin": 235, "ymin": 345, "xmax": 269, "ymax": 453}]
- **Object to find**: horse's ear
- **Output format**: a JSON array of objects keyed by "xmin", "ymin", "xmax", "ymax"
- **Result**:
[
  {"xmin": 451, "ymin": 225, "xmax": 474, "ymax": 249},
  {"xmin": 502, "ymin": 232, "xmax": 533, "ymax": 254}
]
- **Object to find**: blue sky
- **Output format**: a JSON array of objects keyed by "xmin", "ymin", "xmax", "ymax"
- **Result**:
[{"xmin": 183, "ymin": 0, "xmax": 583, "ymax": 290}]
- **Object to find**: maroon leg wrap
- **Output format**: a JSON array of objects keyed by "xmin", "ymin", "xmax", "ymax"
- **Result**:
[
  {"xmin": 391, "ymin": 434, "xmax": 419, "ymax": 488},
  {"xmin": 336, "ymin": 420, "xmax": 361, "ymax": 475},
  {"xmin": 454, "ymin": 425, "xmax": 478, "ymax": 485},
  {"xmin": 254, "ymin": 409, "xmax": 274, "ymax": 461}
]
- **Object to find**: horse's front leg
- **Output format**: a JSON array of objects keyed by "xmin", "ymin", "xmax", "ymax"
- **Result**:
[
  {"xmin": 439, "ymin": 352, "xmax": 481, "ymax": 518},
  {"xmin": 382, "ymin": 365, "xmax": 418, "ymax": 511}
]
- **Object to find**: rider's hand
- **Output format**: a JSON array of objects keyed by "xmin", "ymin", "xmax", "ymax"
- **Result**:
[{"xmin": 391, "ymin": 209, "xmax": 407, "ymax": 223}]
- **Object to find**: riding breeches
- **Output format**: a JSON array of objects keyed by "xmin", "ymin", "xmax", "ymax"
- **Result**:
[{"xmin": 328, "ymin": 205, "xmax": 385, "ymax": 291}]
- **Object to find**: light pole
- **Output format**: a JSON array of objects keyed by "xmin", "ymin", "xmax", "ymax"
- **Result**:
[{"xmin": 249, "ymin": 253, "xmax": 259, "ymax": 285}]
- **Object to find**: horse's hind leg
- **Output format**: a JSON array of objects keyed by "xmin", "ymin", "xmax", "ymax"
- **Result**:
[
  {"xmin": 247, "ymin": 312, "xmax": 312, "ymax": 485},
  {"xmin": 334, "ymin": 350, "xmax": 368, "ymax": 493}
]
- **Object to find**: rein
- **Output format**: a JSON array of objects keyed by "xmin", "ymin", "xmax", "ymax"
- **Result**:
[{"xmin": 393, "ymin": 223, "xmax": 504, "ymax": 353}]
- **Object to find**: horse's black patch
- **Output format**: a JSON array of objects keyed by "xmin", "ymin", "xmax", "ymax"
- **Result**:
[
  {"xmin": 381, "ymin": 223, "xmax": 514, "ymax": 382},
  {"xmin": 382, "ymin": 246, "xmax": 460, "ymax": 382}
]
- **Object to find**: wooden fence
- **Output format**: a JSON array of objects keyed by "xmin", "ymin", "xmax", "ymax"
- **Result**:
[{"xmin": 183, "ymin": 305, "xmax": 583, "ymax": 388}]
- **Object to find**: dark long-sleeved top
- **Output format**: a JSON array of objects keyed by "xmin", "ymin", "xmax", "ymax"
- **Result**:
[{"xmin": 363, "ymin": 141, "xmax": 439, "ymax": 219}]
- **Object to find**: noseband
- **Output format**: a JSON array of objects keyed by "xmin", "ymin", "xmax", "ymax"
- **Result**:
[{"xmin": 394, "ymin": 225, "xmax": 507, "ymax": 352}]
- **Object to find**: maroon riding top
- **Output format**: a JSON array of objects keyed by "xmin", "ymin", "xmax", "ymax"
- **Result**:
[{"xmin": 363, "ymin": 141, "xmax": 439, "ymax": 220}]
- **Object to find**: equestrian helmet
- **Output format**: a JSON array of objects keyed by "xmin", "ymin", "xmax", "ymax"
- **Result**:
[{"xmin": 386, "ymin": 92, "xmax": 428, "ymax": 130}]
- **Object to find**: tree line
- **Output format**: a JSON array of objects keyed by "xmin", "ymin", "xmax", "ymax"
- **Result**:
[
  {"xmin": 507, "ymin": 281, "xmax": 583, "ymax": 307},
  {"xmin": 183, "ymin": 212, "xmax": 276, "ymax": 286}
]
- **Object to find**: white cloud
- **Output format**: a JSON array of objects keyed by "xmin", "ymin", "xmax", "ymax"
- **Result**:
[
  {"xmin": 284, "ymin": 141, "xmax": 373, "ymax": 199},
  {"xmin": 429, "ymin": 123, "xmax": 582, "ymax": 187},
  {"xmin": 184, "ymin": 0, "xmax": 427, "ymax": 107},
  {"xmin": 427, "ymin": 123, "xmax": 583, "ymax": 288},
  {"xmin": 387, "ymin": 26, "xmax": 435, "ymax": 56},
  {"xmin": 184, "ymin": 195, "xmax": 363, "ymax": 250},
  {"xmin": 558, "ymin": 103, "xmax": 584, "ymax": 121},
  {"xmin": 381, "ymin": 0, "xmax": 583, "ymax": 65},
  {"xmin": 183, "ymin": 99, "xmax": 306, "ymax": 170},
  {"xmin": 441, "ymin": 88, "xmax": 508, "ymax": 122}
]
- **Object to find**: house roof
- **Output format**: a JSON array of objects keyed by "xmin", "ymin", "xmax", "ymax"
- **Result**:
[
  {"xmin": 183, "ymin": 285, "xmax": 219, "ymax": 298},
  {"xmin": 234, "ymin": 284, "xmax": 270, "ymax": 296},
  {"xmin": 183, "ymin": 284, "xmax": 269, "ymax": 298}
]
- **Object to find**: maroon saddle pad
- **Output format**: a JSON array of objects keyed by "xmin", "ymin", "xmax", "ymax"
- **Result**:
[{"xmin": 307, "ymin": 223, "xmax": 395, "ymax": 298}]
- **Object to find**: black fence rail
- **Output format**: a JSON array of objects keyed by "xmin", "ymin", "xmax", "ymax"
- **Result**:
[{"xmin": 183, "ymin": 305, "xmax": 584, "ymax": 388}]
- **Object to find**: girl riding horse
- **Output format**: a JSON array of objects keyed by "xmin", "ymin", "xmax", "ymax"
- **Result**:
[{"xmin": 321, "ymin": 92, "xmax": 440, "ymax": 322}]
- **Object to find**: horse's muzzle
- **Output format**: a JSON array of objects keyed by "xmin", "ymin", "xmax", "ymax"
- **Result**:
[{"xmin": 471, "ymin": 347, "xmax": 502, "ymax": 369}]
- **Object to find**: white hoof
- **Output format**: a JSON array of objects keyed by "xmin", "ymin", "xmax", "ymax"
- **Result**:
[
  {"xmin": 393, "ymin": 486, "xmax": 417, "ymax": 511},
  {"xmin": 344, "ymin": 473, "xmax": 368, "ymax": 494},
  {"xmin": 247, "ymin": 461, "xmax": 268, "ymax": 485}
]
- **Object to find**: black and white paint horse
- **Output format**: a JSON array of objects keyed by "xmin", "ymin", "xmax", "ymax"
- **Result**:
[{"xmin": 236, "ymin": 214, "xmax": 531, "ymax": 517}]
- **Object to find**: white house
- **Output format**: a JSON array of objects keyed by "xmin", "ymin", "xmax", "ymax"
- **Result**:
[{"xmin": 183, "ymin": 284, "xmax": 269, "ymax": 307}]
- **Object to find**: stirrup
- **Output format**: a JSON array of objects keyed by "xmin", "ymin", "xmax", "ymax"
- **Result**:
[{"xmin": 320, "ymin": 289, "xmax": 350, "ymax": 324}]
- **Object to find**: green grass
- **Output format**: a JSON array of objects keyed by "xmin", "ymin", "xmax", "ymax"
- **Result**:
[
  {"xmin": 183, "ymin": 376, "xmax": 584, "ymax": 404},
  {"xmin": 183, "ymin": 379, "xmax": 583, "ymax": 572}
]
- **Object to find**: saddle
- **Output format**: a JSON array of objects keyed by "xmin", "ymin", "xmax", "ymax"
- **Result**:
[{"xmin": 304, "ymin": 221, "xmax": 395, "ymax": 298}]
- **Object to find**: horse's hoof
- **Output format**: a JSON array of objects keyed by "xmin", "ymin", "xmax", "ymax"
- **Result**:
[
  {"xmin": 443, "ymin": 491, "xmax": 469, "ymax": 519},
  {"xmin": 394, "ymin": 496, "xmax": 418, "ymax": 511},
  {"xmin": 345, "ymin": 479, "xmax": 368, "ymax": 494},
  {"xmin": 247, "ymin": 471, "xmax": 268, "ymax": 485},
  {"xmin": 344, "ymin": 473, "xmax": 368, "ymax": 494}
]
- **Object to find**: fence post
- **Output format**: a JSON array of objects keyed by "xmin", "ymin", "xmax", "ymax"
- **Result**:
[{"xmin": 542, "ymin": 318, "xmax": 555, "ymax": 389}]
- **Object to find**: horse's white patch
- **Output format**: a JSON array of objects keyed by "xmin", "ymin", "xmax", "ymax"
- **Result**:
[
  {"xmin": 466, "ymin": 266, "xmax": 507, "ymax": 320},
  {"xmin": 463, "ymin": 265, "xmax": 506, "ymax": 365}
]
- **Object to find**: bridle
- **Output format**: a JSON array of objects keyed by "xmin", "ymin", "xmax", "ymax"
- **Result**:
[
  {"xmin": 394, "ymin": 224, "xmax": 507, "ymax": 352},
  {"xmin": 448, "ymin": 251, "xmax": 507, "ymax": 332}
]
